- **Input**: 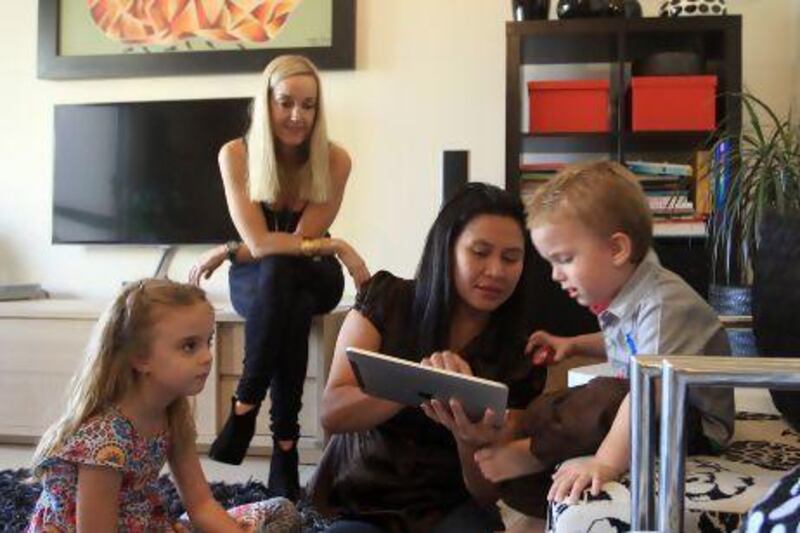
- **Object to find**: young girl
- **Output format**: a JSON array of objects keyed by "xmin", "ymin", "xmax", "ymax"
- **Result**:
[{"xmin": 27, "ymin": 278, "xmax": 300, "ymax": 532}]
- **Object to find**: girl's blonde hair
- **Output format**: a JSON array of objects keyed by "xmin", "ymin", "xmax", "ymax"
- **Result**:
[
  {"xmin": 525, "ymin": 161, "xmax": 653, "ymax": 264},
  {"xmin": 246, "ymin": 54, "xmax": 331, "ymax": 204},
  {"xmin": 32, "ymin": 278, "xmax": 212, "ymax": 475}
]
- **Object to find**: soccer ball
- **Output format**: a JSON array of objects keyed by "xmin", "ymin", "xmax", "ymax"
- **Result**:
[{"xmin": 659, "ymin": 0, "xmax": 727, "ymax": 16}]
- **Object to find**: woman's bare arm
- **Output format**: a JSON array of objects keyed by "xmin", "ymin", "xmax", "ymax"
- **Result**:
[{"xmin": 320, "ymin": 309, "xmax": 405, "ymax": 433}]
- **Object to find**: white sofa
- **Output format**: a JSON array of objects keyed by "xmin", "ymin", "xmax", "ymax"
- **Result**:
[{"xmin": 546, "ymin": 364, "xmax": 800, "ymax": 533}]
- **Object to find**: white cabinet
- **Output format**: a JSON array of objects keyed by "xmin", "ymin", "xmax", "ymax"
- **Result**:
[{"xmin": 0, "ymin": 299, "xmax": 347, "ymax": 462}]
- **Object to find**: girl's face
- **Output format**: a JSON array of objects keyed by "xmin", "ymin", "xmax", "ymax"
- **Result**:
[
  {"xmin": 269, "ymin": 73, "xmax": 318, "ymax": 148},
  {"xmin": 136, "ymin": 302, "xmax": 215, "ymax": 400},
  {"xmin": 452, "ymin": 214, "xmax": 526, "ymax": 316}
]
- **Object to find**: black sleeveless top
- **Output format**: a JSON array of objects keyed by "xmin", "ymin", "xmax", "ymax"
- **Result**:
[
  {"xmin": 261, "ymin": 203, "xmax": 304, "ymax": 234},
  {"xmin": 242, "ymin": 136, "xmax": 313, "ymax": 234}
]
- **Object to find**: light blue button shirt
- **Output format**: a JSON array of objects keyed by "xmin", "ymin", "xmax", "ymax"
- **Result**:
[{"xmin": 596, "ymin": 250, "xmax": 735, "ymax": 446}]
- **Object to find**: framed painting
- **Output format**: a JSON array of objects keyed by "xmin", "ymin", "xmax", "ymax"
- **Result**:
[{"xmin": 37, "ymin": 0, "xmax": 355, "ymax": 79}]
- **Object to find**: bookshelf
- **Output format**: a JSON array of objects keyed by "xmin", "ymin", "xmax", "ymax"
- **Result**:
[{"xmin": 506, "ymin": 15, "xmax": 742, "ymax": 298}]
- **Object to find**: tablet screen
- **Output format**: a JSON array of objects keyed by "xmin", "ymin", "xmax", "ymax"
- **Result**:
[{"xmin": 346, "ymin": 347, "xmax": 508, "ymax": 425}]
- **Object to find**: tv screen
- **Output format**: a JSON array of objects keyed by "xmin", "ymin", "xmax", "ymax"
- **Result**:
[{"xmin": 53, "ymin": 98, "xmax": 250, "ymax": 244}]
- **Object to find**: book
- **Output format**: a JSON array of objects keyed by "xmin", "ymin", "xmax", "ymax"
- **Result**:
[
  {"xmin": 520, "ymin": 172, "xmax": 554, "ymax": 181},
  {"xmin": 645, "ymin": 188, "xmax": 690, "ymax": 197},
  {"xmin": 520, "ymin": 162, "xmax": 565, "ymax": 173},
  {"xmin": 652, "ymin": 207, "xmax": 696, "ymax": 216},
  {"xmin": 627, "ymin": 160, "xmax": 693, "ymax": 177},
  {"xmin": 635, "ymin": 173, "xmax": 685, "ymax": 183},
  {"xmin": 693, "ymin": 150, "xmax": 713, "ymax": 216},
  {"xmin": 654, "ymin": 218, "xmax": 707, "ymax": 237}
]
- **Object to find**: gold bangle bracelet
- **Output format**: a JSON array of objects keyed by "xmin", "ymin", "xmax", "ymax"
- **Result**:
[{"xmin": 300, "ymin": 238, "xmax": 321, "ymax": 257}]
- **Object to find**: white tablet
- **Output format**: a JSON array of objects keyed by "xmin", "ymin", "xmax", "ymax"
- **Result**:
[{"xmin": 346, "ymin": 346, "xmax": 508, "ymax": 426}]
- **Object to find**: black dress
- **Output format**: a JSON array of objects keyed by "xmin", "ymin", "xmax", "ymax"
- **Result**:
[{"xmin": 307, "ymin": 271, "xmax": 546, "ymax": 532}]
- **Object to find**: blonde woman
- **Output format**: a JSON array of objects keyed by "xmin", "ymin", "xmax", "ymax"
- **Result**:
[
  {"xmin": 189, "ymin": 55, "xmax": 368, "ymax": 500},
  {"xmin": 28, "ymin": 279, "xmax": 299, "ymax": 531}
]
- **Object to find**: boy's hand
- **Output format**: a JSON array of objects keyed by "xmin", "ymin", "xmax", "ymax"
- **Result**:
[
  {"xmin": 526, "ymin": 330, "xmax": 571, "ymax": 366},
  {"xmin": 548, "ymin": 456, "xmax": 624, "ymax": 504}
]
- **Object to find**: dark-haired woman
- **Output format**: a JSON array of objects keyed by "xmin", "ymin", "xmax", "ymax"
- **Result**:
[{"xmin": 306, "ymin": 183, "xmax": 548, "ymax": 532}]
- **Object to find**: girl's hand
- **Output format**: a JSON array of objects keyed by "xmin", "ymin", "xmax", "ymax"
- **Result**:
[
  {"xmin": 189, "ymin": 246, "xmax": 226, "ymax": 286},
  {"xmin": 525, "ymin": 330, "xmax": 571, "ymax": 366},
  {"xmin": 548, "ymin": 456, "xmax": 624, "ymax": 504},
  {"xmin": 333, "ymin": 239, "xmax": 370, "ymax": 288}
]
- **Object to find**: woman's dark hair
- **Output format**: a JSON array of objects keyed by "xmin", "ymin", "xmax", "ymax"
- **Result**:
[{"xmin": 411, "ymin": 182, "xmax": 535, "ymax": 366}]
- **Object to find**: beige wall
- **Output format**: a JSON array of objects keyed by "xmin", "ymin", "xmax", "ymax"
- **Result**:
[
  {"xmin": 0, "ymin": 0, "xmax": 797, "ymax": 301},
  {"xmin": 795, "ymin": 0, "xmax": 800, "ymax": 111}
]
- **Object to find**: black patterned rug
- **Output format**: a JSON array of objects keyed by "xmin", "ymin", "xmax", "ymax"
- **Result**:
[{"xmin": 0, "ymin": 468, "xmax": 328, "ymax": 532}]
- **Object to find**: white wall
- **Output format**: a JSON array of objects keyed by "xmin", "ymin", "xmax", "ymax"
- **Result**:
[
  {"xmin": 794, "ymin": 0, "xmax": 800, "ymax": 111},
  {"xmin": 733, "ymin": 0, "xmax": 797, "ymax": 117},
  {"xmin": 0, "ymin": 0, "xmax": 796, "ymax": 301}
]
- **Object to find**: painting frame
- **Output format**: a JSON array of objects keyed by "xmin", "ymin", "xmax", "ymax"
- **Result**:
[{"xmin": 37, "ymin": 0, "xmax": 355, "ymax": 79}]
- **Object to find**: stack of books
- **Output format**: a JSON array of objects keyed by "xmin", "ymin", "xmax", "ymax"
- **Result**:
[
  {"xmin": 518, "ymin": 162, "xmax": 564, "ymax": 205},
  {"xmin": 626, "ymin": 160, "xmax": 707, "ymax": 236},
  {"xmin": 518, "ymin": 160, "xmax": 709, "ymax": 237}
]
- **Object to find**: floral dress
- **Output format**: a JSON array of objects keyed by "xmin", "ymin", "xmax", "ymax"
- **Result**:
[{"xmin": 27, "ymin": 407, "xmax": 299, "ymax": 532}]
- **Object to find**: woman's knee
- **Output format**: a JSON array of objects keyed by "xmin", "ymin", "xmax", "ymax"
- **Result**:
[
  {"xmin": 258, "ymin": 255, "xmax": 297, "ymax": 281},
  {"xmin": 289, "ymin": 291, "xmax": 316, "ymax": 325}
]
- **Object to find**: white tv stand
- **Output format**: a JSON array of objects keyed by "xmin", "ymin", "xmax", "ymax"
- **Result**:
[{"xmin": 0, "ymin": 298, "xmax": 347, "ymax": 463}]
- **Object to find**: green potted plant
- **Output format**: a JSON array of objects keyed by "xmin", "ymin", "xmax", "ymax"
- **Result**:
[{"xmin": 708, "ymin": 92, "xmax": 800, "ymax": 323}]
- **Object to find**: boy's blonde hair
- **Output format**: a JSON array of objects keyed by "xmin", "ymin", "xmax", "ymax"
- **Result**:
[
  {"xmin": 32, "ymin": 278, "xmax": 212, "ymax": 475},
  {"xmin": 246, "ymin": 54, "xmax": 331, "ymax": 204},
  {"xmin": 526, "ymin": 161, "xmax": 653, "ymax": 263}
]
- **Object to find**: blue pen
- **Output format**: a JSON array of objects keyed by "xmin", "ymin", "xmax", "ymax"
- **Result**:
[{"xmin": 625, "ymin": 332, "xmax": 637, "ymax": 356}]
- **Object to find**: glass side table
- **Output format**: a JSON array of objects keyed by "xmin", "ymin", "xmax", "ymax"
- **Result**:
[{"xmin": 629, "ymin": 355, "xmax": 800, "ymax": 532}]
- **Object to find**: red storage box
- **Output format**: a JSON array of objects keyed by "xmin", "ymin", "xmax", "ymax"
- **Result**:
[
  {"xmin": 631, "ymin": 75, "xmax": 717, "ymax": 131},
  {"xmin": 527, "ymin": 80, "xmax": 610, "ymax": 133}
]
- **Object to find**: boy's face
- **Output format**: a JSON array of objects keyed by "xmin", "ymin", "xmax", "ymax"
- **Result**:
[{"xmin": 530, "ymin": 216, "xmax": 630, "ymax": 308}]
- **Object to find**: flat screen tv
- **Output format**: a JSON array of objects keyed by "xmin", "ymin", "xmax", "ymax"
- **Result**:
[{"xmin": 53, "ymin": 98, "xmax": 250, "ymax": 244}]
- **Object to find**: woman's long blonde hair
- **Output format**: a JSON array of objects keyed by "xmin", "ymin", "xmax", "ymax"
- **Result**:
[
  {"xmin": 246, "ymin": 54, "xmax": 331, "ymax": 204},
  {"xmin": 31, "ymin": 279, "xmax": 211, "ymax": 475}
]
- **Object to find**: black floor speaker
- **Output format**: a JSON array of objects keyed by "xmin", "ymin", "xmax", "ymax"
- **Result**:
[{"xmin": 442, "ymin": 150, "xmax": 469, "ymax": 206}]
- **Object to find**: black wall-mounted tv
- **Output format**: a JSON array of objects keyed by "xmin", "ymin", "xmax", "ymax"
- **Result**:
[{"xmin": 53, "ymin": 98, "xmax": 250, "ymax": 244}]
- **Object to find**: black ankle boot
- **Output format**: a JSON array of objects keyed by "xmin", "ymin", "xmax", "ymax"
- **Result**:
[
  {"xmin": 267, "ymin": 439, "xmax": 300, "ymax": 501},
  {"xmin": 209, "ymin": 397, "xmax": 259, "ymax": 465}
]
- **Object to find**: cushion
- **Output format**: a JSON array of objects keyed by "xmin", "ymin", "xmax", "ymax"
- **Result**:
[{"xmin": 547, "ymin": 396, "xmax": 800, "ymax": 532}]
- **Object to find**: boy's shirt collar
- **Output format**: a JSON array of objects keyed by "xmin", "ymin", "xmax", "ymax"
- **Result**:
[
  {"xmin": 589, "ymin": 303, "xmax": 609, "ymax": 315},
  {"xmin": 598, "ymin": 249, "xmax": 660, "ymax": 324}
]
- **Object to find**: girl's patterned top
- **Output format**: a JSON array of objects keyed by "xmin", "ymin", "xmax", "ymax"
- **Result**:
[{"xmin": 27, "ymin": 407, "xmax": 173, "ymax": 532}]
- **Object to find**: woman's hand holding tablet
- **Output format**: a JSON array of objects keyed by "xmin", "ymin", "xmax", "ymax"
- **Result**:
[{"xmin": 346, "ymin": 347, "xmax": 508, "ymax": 428}]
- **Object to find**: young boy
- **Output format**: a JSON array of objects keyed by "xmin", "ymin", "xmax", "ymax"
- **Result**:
[{"xmin": 476, "ymin": 161, "xmax": 734, "ymax": 508}]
